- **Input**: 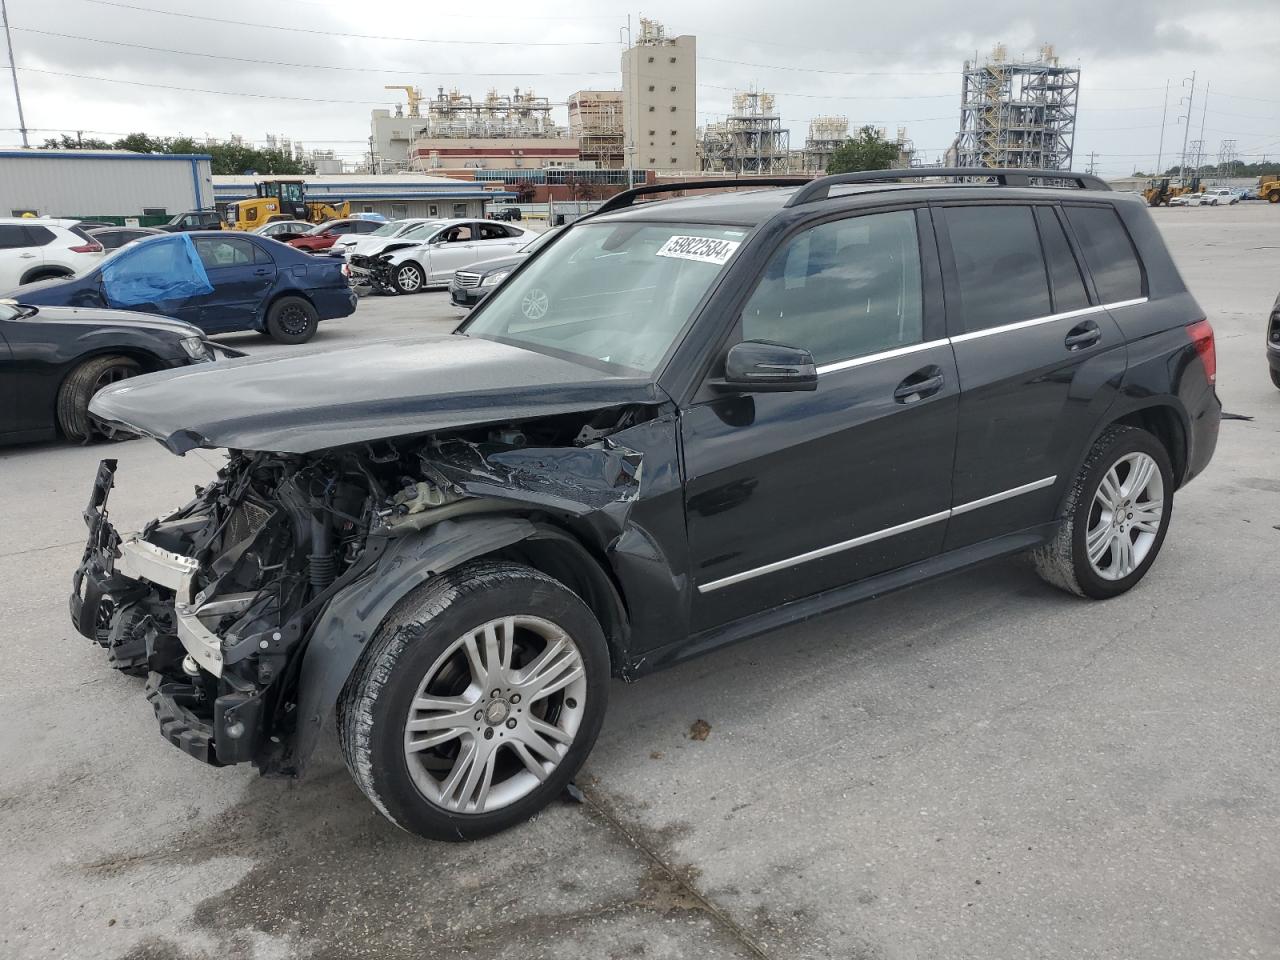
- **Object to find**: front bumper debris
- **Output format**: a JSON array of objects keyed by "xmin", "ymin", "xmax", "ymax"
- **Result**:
[{"xmin": 69, "ymin": 459, "xmax": 264, "ymax": 766}]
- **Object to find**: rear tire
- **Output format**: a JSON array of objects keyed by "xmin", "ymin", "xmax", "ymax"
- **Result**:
[
  {"xmin": 1268, "ymin": 190, "xmax": 1280, "ymax": 204},
  {"xmin": 56, "ymin": 354, "xmax": 140, "ymax": 443},
  {"xmin": 393, "ymin": 261, "xmax": 426, "ymax": 294},
  {"xmin": 1032, "ymin": 425, "xmax": 1174, "ymax": 600},
  {"xmin": 1270, "ymin": 367, "xmax": 1280, "ymax": 389},
  {"xmin": 338, "ymin": 559, "xmax": 609, "ymax": 841},
  {"xmin": 265, "ymin": 296, "xmax": 319, "ymax": 344}
]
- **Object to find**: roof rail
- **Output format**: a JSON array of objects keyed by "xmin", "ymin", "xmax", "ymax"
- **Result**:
[
  {"xmin": 784, "ymin": 167, "xmax": 1110, "ymax": 208},
  {"xmin": 591, "ymin": 177, "xmax": 812, "ymax": 218}
]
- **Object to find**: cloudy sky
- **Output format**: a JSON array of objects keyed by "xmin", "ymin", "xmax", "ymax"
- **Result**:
[{"xmin": 1, "ymin": 0, "xmax": 1278, "ymax": 176}]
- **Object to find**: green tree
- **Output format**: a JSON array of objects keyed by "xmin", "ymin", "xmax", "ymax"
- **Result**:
[
  {"xmin": 40, "ymin": 134, "xmax": 111, "ymax": 149},
  {"xmin": 37, "ymin": 131, "xmax": 313, "ymax": 175},
  {"xmin": 825, "ymin": 126, "xmax": 901, "ymax": 174}
]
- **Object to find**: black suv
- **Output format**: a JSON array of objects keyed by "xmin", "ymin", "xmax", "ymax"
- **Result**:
[{"xmin": 69, "ymin": 169, "xmax": 1219, "ymax": 841}]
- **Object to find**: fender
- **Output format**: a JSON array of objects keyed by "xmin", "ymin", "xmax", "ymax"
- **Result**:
[{"xmin": 284, "ymin": 514, "xmax": 536, "ymax": 774}]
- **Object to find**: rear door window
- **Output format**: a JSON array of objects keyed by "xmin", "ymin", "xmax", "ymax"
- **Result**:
[
  {"xmin": 23, "ymin": 225, "xmax": 57, "ymax": 246},
  {"xmin": 740, "ymin": 209, "xmax": 924, "ymax": 366},
  {"xmin": 1062, "ymin": 205, "xmax": 1146, "ymax": 303},
  {"xmin": 1034, "ymin": 207, "xmax": 1091, "ymax": 313},
  {"xmin": 194, "ymin": 236, "xmax": 256, "ymax": 268},
  {"xmin": 942, "ymin": 205, "xmax": 1052, "ymax": 332},
  {"xmin": 0, "ymin": 225, "xmax": 27, "ymax": 248}
]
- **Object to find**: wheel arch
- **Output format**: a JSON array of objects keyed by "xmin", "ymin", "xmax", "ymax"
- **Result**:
[
  {"xmin": 262, "ymin": 288, "xmax": 316, "ymax": 327},
  {"xmin": 288, "ymin": 512, "xmax": 631, "ymax": 776},
  {"xmin": 53, "ymin": 347, "xmax": 167, "ymax": 426},
  {"xmin": 20, "ymin": 265, "xmax": 74, "ymax": 285},
  {"xmin": 1073, "ymin": 399, "xmax": 1190, "ymax": 495}
]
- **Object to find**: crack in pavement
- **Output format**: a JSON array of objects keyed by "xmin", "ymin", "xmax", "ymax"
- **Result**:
[{"xmin": 578, "ymin": 780, "xmax": 773, "ymax": 960}]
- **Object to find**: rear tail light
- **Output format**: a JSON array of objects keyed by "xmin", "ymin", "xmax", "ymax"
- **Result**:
[
  {"xmin": 1187, "ymin": 318, "xmax": 1216, "ymax": 385},
  {"xmin": 69, "ymin": 241, "xmax": 103, "ymax": 254}
]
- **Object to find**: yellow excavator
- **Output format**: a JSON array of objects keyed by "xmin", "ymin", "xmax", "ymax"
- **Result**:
[
  {"xmin": 1144, "ymin": 176, "xmax": 1201, "ymax": 207},
  {"xmin": 223, "ymin": 179, "xmax": 351, "ymax": 230},
  {"xmin": 1258, "ymin": 174, "xmax": 1280, "ymax": 203}
]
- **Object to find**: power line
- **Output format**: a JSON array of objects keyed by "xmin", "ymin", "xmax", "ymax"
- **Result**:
[
  {"xmin": 701, "ymin": 56, "xmax": 954, "ymax": 77},
  {"xmin": 75, "ymin": 0, "xmax": 619, "ymax": 46},
  {"xmin": 18, "ymin": 66, "xmax": 401, "ymax": 103},
  {"xmin": 11, "ymin": 28, "xmax": 618, "ymax": 76},
  {"xmin": 698, "ymin": 81, "xmax": 954, "ymax": 102}
]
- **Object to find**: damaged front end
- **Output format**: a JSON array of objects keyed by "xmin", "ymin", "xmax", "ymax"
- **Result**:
[{"xmin": 69, "ymin": 408, "xmax": 652, "ymax": 774}]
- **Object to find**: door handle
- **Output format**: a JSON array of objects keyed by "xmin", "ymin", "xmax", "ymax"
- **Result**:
[
  {"xmin": 18, "ymin": 252, "xmax": 35, "ymax": 259},
  {"xmin": 1065, "ymin": 320, "xmax": 1101, "ymax": 350},
  {"xmin": 893, "ymin": 366, "xmax": 944, "ymax": 403},
  {"xmin": 253, "ymin": 268, "xmax": 271, "ymax": 275}
]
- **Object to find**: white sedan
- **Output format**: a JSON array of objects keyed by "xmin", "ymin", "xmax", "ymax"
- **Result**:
[{"xmin": 349, "ymin": 219, "xmax": 536, "ymax": 294}]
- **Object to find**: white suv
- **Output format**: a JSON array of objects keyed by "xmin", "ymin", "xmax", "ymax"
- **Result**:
[{"xmin": 0, "ymin": 218, "xmax": 105, "ymax": 289}]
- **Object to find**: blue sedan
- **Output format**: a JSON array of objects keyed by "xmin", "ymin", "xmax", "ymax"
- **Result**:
[{"xmin": 5, "ymin": 232, "xmax": 357, "ymax": 344}]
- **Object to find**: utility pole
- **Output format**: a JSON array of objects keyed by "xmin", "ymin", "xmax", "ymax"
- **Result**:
[
  {"xmin": 367, "ymin": 134, "xmax": 375, "ymax": 175},
  {"xmin": 1155, "ymin": 79, "xmax": 1169, "ymax": 176},
  {"xmin": 1197, "ymin": 81, "xmax": 1209, "ymax": 178},
  {"xmin": 1, "ymin": 0, "xmax": 29, "ymax": 148},
  {"xmin": 1086, "ymin": 151, "xmax": 1098, "ymax": 175},
  {"xmin": 1178, "ymin": 71, "xmax": 1196, "ymax": 185}
]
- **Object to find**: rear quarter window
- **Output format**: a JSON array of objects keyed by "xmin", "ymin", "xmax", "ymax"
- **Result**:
[
  {"xmin": 24, "ymin": 225, "xmax": 57, "ymax": 246},
  {"xmin": 1063, "ymin": 205, "xmax": 1146, "ymax": 303}
]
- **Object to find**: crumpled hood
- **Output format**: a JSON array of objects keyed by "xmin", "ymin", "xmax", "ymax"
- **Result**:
[{"xmin": 88, "ymin": 333, "xmax": 662, "ymax": 454}]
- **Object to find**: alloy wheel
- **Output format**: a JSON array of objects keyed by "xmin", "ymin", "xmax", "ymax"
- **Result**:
[
  {"xmin": 1085, "ymin": 451, "xmax": 1164, "ymax": 580},
  {"xmin": 397, "ymin": 265, "xmax": 422, "ymax": 292},
  {"xmin": 402, "ymin": 615, "xmax": 587, "ymax": 814}
]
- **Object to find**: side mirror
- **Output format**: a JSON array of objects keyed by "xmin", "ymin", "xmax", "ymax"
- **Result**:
[{"xmin": 715, "ymin": 340, "xmax": 818, "ymax": 393}]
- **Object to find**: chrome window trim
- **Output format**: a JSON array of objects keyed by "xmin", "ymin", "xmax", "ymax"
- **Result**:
[
  {"xmin": 950, "ymin": 297, "xmax": 1148, "ymax": 345},
  {"xmin": 816, "ymin": 338, "xmax": 950, "ymax": 376},
  {"xmin": 812, "ymin": 297, "xmax": 1149, "ymax": 375},
  {"xmin": 697, "ymin": 475, "xmax": 1057, "ymax": 594}
]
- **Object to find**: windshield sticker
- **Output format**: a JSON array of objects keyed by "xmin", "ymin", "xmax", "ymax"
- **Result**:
[{"xmin": 656, "ymin": 235, "xmax": 741, "ymax": 265}]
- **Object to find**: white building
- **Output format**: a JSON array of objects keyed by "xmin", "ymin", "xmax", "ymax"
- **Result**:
[
  {"xmin": 0, "ymin": 149, "xmax": 214, "ymax": 222},
  {"xmin": 622, "ymin": 19, "xmax": 697, "ymax": 172}
]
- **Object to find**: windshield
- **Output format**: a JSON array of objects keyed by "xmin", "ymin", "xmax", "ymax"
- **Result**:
[
  {"xmin": 400, "ymin": 220, "xmax": 446, "ymax": 241},
  {"xmin": 368, "ymin": 221, "xmax": 407, "ymax": 238},
  {"xmin": 281, "ymin": 182, "xmax": 304, "ymax": 203},
  {"xmin": 463, "ymin": 221, "xmax": 747, "ymax": 375}
]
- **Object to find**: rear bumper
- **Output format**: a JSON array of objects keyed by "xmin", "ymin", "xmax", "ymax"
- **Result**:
[{"xmin": 1184, "ymin": 383, "xmax": 1221, "ymax": 486}]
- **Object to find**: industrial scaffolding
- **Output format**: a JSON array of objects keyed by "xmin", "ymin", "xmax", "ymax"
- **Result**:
[
  {"xmin": 568, "ymin": 91, "xmax": 625, "ymax": 169},
  {"xmin": 957, "ymin": 44, "xmax": 1079, "ymax": 170},
  {"xmin": 700, "ymin": 91, "xmax": 791, "ymax": 174},
  {"xmin": 802, "ymin": 116, "xmax": 849, "ymax": 173},
  {"xmin": 425, "ymin": 87, "xmax": 562, "ymax": 139}
]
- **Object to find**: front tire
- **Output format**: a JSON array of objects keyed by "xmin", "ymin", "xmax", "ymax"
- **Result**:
[
  {"xmin": 1270, "ymin": 366, "xmax": 1280, "ymax": 389},
  {"xmin": 393, "ymin": 261, "xmax": 426, "ymax": 294},
  {"xmin": 57, "ymin": 354, "xmax": 140, "ymax": 443},
  {"xmin": 265, "ymin": 296, "xmax": 319, "ymax": 344},
  {"xmin": 338, "ymin": 560, "xmax": 609, "ymax": 841},
  {"xmin": 1032, "ymin": 425, "xmax": 1174, "ymax": 599}
]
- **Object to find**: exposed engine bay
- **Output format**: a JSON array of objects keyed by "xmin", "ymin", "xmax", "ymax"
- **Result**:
[{"xmin": 69, "ymin": 408, "xmax": 650, "ymax": 775}]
